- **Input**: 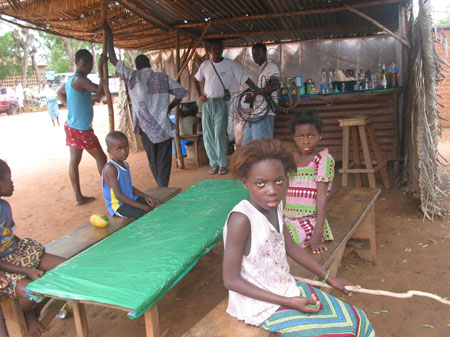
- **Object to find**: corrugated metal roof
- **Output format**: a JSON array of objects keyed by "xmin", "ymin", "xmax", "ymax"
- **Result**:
[{"xmin": 0, "ymin": 0, "xmax": 411, "ymax": 50}]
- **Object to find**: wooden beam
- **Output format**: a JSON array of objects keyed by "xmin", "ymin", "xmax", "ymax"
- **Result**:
[
  {"xmin": 204, "ymin": 24, "xmax": 398, "ymax": 39},
  {"xmin": 117, "ymin": 0, "xmax": 171, "ymax": 32},
  {"xmin": 345, "ymin": 5, "xmax": 410, "ymax": 48},
  {"xmin": 144, "ymin": 304, "xmax": 160, "ymax": 337},
  {"xmin": 175, "ymin": 0, "xmax": 403, "ymax": 28}
]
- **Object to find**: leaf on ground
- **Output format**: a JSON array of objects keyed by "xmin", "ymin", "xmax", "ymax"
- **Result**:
[
  {"xmin": 421, "ymin": 244, "xmax": 429, "ymax": 248},
  {"xmin": 372, "ymin": 311, "xmax": 380, "ymax": 314},
  {"xmin": 447, "ymin": 323, "xmax": 450, "ymax": 327},
  {"xmin": 402, "ymin": 259, "xmax": 407, "ymax": 263},
  {"xmin": 379, "ymin": 244, "xmax": 385, "ymax": 247},
  {"xmin": 350, "ymin": 264, "xmax": 358, "ymax": 269},
  {"xmin": 404, "ymin": 248, "xmax": 411, "ymax": 252},
  {"xmin": 338, "ymin": 297, "xmax": 346, "ymax": 301},
  {"xmin": 380, "ymin": 310, "xmax": 389, "ymax": 313},
  {"xmin": 419, "ymin": 324, "xmax": 434, "ymax": 329},
  {"xmin": 428, "ymin": 238, "xmax": 436, "ymax": 242},
  {"xmin": 396, "ymin": 232, "xmax": 400, "ymax": 236},
  {"xmin": 381, "ymin": 278, "xmax": 384, "ymax": 283},
  {"xmin": 416, "ymin": 228, "xmax": 421, "ymax": 232}
]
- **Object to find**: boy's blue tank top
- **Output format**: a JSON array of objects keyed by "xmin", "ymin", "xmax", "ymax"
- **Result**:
[
  {"xmin": 102, "ymin": 160, "xmax": 138, "ymax": 216},
  {"xmin": 65, "ymin": 73, "xmax": 93, "ymax": 130}
]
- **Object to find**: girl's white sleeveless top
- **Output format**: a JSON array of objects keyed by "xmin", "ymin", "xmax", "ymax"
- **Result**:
[{"xmin": 223, "ymin": 200, "xmax": 300, "ymax": 326}]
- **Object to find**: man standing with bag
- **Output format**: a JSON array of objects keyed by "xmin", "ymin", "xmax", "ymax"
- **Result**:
[{"xmin": 194, "ymin": 40, "xmax": 255, "ymax": 175}]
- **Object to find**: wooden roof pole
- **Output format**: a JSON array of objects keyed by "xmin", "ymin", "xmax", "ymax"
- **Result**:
[
  {"xmin": 102, "ymin": 0, "xmax": 115, "ymax": 132},
  {"xmin": 345, "ymin": 5, "xmax": 410, "ymax": 48},
  {"xmin": 174, "ymin": 29, "xmax": 184, "ymax": 169},
  {"xmin": 175, "ymin": 20, "xmax": 212, "ymax": 81}
]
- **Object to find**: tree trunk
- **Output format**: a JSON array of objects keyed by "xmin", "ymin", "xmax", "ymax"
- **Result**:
[
  {"xmin": 61, "ymin": 38, "xmax": 82, "ymax": 72},
  {"xmin": 30, "ymin": 46, "xmax": 42, "ymax": 90}
]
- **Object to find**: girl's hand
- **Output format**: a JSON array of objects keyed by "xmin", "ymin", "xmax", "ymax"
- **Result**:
[
  {"xmin": 25, "ymin": 268, "xmax": 44, "ymax": 281},
  {"xmin": 327, "ymin": 276, "xmax": 353, "ymax": 296},
  {"xmin": 307, "ymin": 234, "xmax": 327, "ymax": 254},
  {"xmin": 286, "ymin": 294, "xmax": 321, "ymax": 313}
]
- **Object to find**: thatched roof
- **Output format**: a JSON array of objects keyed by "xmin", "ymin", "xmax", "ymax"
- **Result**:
[{"xmin": 0, "ymin": 0, "xmax": 411, "ymax": 51}]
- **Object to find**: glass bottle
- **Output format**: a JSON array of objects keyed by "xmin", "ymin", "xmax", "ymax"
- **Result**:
[{"xmin": 380, "ymin": 64, "xmax": 387, "ymax": 89}]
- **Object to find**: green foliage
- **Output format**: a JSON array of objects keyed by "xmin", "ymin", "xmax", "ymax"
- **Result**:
[
  {"xmin": 438, "ymin": 17, "xmax": 450, "ymax": 24},
  {"xmin": 39, "ymin": 33, "xmax": 70, "ymax": 73},
  {"xmin": 0, "ymin": 32, "xmax": 22, "ymax": 80}
]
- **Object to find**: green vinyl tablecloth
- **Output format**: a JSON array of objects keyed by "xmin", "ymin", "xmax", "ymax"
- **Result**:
[{"xmin": 27, "ymin": 180, "xmax": 248, "ymax": 318}]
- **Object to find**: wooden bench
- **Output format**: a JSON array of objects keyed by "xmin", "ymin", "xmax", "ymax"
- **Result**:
[
  {"xmin": 0, "ymin": 187, "xmax": 181, "ymax": 337},
  {"xmin": 183, "ymin": 187, "xmax": 380, "ymax": 337}
]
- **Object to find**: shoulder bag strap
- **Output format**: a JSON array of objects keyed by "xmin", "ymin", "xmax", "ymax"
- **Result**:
[{"xmin": 210, "ymin": 60, "xmax": 227, "ymax": 93}]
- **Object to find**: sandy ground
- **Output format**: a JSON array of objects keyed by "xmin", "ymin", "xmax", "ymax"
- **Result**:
[{"xmin": 0, "ymin": 105, "xmax": 449, "ymax": 337}]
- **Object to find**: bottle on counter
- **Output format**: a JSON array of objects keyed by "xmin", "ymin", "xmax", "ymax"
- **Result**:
[
  {"xmin": 389, "ymin": 62, "xmax": 398, "ymax": 88},
  {"xmin": 321, "ymin": 68, "xmax": 327, "ymax": 84},
  {"xmin": 380, "ymin": 64, "xmax": 387, "ymax": 89}
]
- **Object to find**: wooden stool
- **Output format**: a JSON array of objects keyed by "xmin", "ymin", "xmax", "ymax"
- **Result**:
[
  {"xmin": 338, "ymin": 115, "xmax": 390, "ymax": 188},
  {"xmin": 172, "ymin": 134, "xmax": 203, "ymax": 168}
]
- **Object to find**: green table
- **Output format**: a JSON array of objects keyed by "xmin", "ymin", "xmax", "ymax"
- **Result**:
[{"xmin": 27, "ymin": 180, "xmax": 248, "ymax": 337}]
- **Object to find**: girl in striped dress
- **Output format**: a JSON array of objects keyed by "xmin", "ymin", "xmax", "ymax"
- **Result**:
[
  {"xmin": 284, "ymin": 110, "xmax": 335, "ymax": 254},
  {"xmin": 223, "ymin": 138, "xmax": 375, "ymax": 336}
]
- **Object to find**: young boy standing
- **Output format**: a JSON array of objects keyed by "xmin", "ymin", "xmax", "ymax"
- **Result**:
[
  {"xmin": 102, "ymin": 131, "xmax": 160, "ymax": 219},
  {"xmin": 57, "ymin": 49, "xmax": 108, "ymax": 205}
]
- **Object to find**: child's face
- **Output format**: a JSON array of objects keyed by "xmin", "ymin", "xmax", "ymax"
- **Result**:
[
  {"xmin": 0, "ymin": 169, "xmax": 14, "ymax": 197},
  {"xmin": 293, "ymin": 123, "xmax": 321, "ymax": 155},
  {"xmin": 107, "ymin": 137, "xmax": 129, "ymax": 162},
  {"xmin": 241, "ymin": 159, "xmax": 287, "ymax": 212}
]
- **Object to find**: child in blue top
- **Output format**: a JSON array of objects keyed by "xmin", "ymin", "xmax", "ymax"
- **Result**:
[
  {"xmin": 102, "ymin": 131, "xmax": 160, "ymax": 219},
  {"xmin": 0, "ymin": 159, "xmax": 65, "ymax": 337}
]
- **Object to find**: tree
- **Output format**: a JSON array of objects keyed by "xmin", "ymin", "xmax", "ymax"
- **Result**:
[
  {"xmin": 0, "ymin": 32, "xmax": 21, "ymax": 80},
  {"xmin": 11, "ymin": 28, "xmax": 33, "ymax": 87}
]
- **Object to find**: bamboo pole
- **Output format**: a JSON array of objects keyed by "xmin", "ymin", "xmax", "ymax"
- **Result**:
[
  {"xmin": 345, "ymin": 5, "xmax": 410, "ymax": 48},
  {"xmin": 102, "ymin": 1, "xmax": 115, "ymax": 132},
  {"xmin": 175, "ymin": 20, "xmax": 212, "ymax": 81},
  {"xmin": 174, "ymin": 29, "xmax": 184, "ymax": 169}
]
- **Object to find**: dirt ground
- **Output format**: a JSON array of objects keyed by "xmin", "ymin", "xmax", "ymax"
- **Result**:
[{"xmin": 1, "ymin": 105, "xmax": 449, "ymax": 337}]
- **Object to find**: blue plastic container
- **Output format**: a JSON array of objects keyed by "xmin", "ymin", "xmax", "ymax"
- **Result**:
[{"xmin": 169, "ymin": 115, "xmax": 188, "ymax": 155}]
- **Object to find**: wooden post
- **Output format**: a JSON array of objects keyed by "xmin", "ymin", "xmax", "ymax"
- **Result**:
[
  {"xmin": 174, "ymin": 28, "xmax": 184, "ymax": 168},
  {"xmin": 102, "ymin": 0, "xmax": 115, "ymax": 132}
]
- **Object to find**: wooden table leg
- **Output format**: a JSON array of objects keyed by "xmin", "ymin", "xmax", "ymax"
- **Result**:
[
  {"xmin": 348, "ymin": 204, "xmax": 376, "ymax": 261},
  {"xmin": 351, "ymin": 126, "xmax": 362, "ymax": 187},
  {"xmin": 145, "ymin": 304, "xmax": 160, "ymax": 337},
  {"xmin": 1, "ymin": 298, "xmax": 28, "ymax": 337},
  {"xmin": 70, "ymin": 301, "xmax": 89, "ymax": 337}
]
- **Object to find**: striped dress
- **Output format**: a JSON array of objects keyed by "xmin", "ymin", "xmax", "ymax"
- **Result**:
[{"xmin": 284, "ymin": 149, "xmax": 335, "ymax": 247}]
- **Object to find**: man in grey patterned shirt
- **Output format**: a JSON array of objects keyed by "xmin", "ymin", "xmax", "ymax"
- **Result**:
[{"xmin": 106, "ymin": 25, "xmax": 187, "ymax": 187}]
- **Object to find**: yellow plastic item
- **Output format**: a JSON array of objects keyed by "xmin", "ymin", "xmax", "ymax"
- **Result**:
[{"xmin": 90, "ymin": 214, "xmax": 110, "ymax": 228}]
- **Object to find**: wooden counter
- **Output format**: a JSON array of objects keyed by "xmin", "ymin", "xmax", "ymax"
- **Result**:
[{"xmin": 275, "ymin": 88, "xmax": 402, "ymax": 164}]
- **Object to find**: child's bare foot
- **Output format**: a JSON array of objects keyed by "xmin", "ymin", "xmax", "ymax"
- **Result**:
[
  {"xmin": 76, "ymin": 196, "xmax": 95, "ymax": 205},
  {"xmin": 24, "ymin": 311, "xmax": 44, "ymax": 337}
]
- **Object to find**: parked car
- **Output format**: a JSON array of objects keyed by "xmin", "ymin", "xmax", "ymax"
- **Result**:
[{"xmin": 0, "ymin": 87, "xmax": 19, "ymax": 115}]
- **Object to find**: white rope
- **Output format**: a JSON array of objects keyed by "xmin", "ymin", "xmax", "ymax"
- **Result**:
[{"xmin": 293, "ymin": 276, "xmax": 450, "ymax": 306}]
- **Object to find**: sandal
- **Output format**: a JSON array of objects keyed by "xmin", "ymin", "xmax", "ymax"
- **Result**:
[
  {"xmin": 218, "ymin": 167, "xmax": 229, "ymax": 175},
  {"xmin": 209, "ymin": 166, "xmax": 219, "ymax": 174}
]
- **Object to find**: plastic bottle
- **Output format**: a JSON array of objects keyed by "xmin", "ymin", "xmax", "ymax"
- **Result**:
[
  {"xmin": 380, "ymin": 64, "xmax": 387, "ymax": 89},
  {"xmin": 389, "ymin": 62, "xmax": 398, "ymax": 88},
  {"xmin": 321, "ymin": 68, "xmax": 327, "ymax": 84}
]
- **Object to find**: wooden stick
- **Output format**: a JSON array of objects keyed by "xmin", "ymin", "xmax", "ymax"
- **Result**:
[
  {"xmin": 102, "ymin": 0, "xmax": 115, "ymax": 132},
  {"xmin": 293, "ymin": 276, "xmax": 450, "ymax": 306},
  {"xmin": 345, "ymin": 5, "xmax": 410, "ymax": 48},
  {"xmin": 175, "ymin": 20, "xmax": 212, "ymax": 81}
]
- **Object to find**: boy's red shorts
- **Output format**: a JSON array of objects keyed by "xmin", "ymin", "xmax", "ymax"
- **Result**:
[{"xmin": 65, "ymin": 123, "xmax": 102, "ymax": 150}]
